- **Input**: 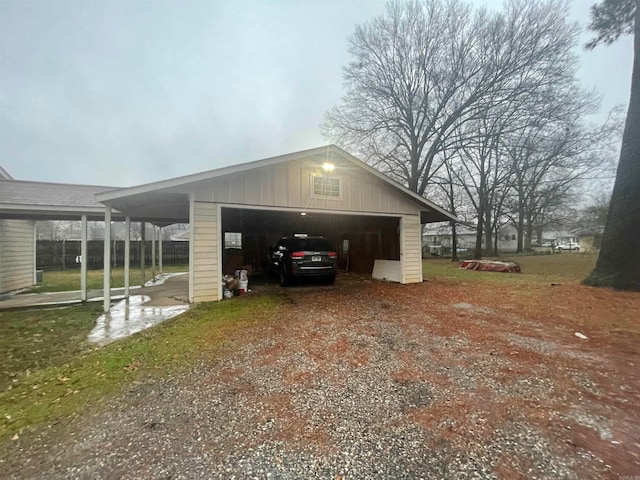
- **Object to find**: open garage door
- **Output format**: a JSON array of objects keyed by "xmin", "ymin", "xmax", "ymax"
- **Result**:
[{"xmin": 220, "ymin": 207, "xmax": 400, "ymax": 276}]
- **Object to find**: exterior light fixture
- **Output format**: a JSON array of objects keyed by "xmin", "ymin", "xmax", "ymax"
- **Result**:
[
  {"xmin": 300, "ymin": 212, "xmax": 307, "ymax": 216},
  {"xmin": 322, "ymin": 162, "xmax": 335, "ymax": 172}
]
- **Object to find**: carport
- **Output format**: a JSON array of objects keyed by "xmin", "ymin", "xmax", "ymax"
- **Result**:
[
  {"xmin": 96, "ymin": 145, "xmax": 456, "ymax": 311},
  {"xmin": 219, "ymin": 207, "xmax": 400, "ymax": 275}
]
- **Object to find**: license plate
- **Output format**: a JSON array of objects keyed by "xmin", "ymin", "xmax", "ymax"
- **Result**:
[{"xmin": 312, "ymin": 256, "xmax": 321, "ymax": 262}]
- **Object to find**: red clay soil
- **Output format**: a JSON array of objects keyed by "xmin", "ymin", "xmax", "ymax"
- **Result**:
[
  {"xmin": 256, "ymin": 274, "xmax": 640, "ymax": 478},
  {"xmin": 2, "ymin": 271, "xmax": 639, "ymax": 479}
]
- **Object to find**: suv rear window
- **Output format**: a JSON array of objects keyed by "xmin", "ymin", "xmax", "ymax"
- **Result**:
[{"xmin": 286, "ymin": 238, "xmax": 333, "ymax": 251}]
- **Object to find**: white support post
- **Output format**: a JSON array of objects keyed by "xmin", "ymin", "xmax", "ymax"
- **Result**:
[
  {"xmin": 81, "ymin": 215, "xmax": 88, "ymax": 302},
  {"xmin": 103, "ymin": 206, "xmax": 112, "ymax": 313},
  {"xmin": 124, "ymin": 216, "xmax": 130, "ymax": 298},
  {"xmin": 188, "ymin": 196, "xmax": 195, "ymax": 303},
  {"xmin": 140, "ymin": 221, "xmax": 146, "ymax": 286},
  {"xmin": 151, "ymin": 225, "xmax": 156, "ymax": 281},
  {"xmin": 158, "ymin": 227, "xmax": 163, "ymax": 274},
  {"xmin": 33, "ymin": 222, "xmax": 37, "ymax": 285}
]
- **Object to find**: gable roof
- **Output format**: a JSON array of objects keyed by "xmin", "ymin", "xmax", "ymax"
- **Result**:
[{"xmin": 96, "ymin": 145, "xmax": 456, "ymax": 223}]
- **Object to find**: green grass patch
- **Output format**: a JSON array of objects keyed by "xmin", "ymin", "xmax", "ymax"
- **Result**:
[
  {"xmin": 424, "ymin": 252, "xmax": 598, "ymax": 285},
  {"xmin": 0, "ymin": 295, "xmax": 283, "ymax": 440},
  {"xmin": 0, "ymin": 304, "xmax": 104, "ymax": 391},
  {"xmin": 28, "ymin": 265, "xmax": 188, "ymax": 293}
]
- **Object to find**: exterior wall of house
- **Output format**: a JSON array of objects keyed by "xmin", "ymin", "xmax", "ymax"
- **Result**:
[
  {"xmin": 186, "ymin": 159, "xmax": 422, "ymax": 216},
  {"xmin": 0, "ymin": 219, "xmax": 35, "ymax": 293},
  {"xmin": 401, "ymin": 215, "xmax": 423, "ymax": 283},
  {"xmin": 190, "ymin": 201, "xmax": 220, "ymax": 302}
]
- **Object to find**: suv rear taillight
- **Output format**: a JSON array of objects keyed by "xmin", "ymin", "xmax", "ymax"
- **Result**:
[
  {"xmin": 328, "ymin": 252, "xmax": 338, "ymax": 259},
  {"xmin": 290, "ymin": 251, "xmax": 305, "ymax": 258}
]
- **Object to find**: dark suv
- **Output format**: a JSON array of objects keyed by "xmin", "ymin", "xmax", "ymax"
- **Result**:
[{"xmin": 268, "ymin": 236, "xmax": 337, "ymax": 286}]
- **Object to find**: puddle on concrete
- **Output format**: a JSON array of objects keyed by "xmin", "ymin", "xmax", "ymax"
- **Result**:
[
  {"xmin": 144, "ymin": 272, "xmax": 187, "ymax": 287},
  {"xmin": 88, "ymin": 295, "xmax": 189, "ymax": 345}
]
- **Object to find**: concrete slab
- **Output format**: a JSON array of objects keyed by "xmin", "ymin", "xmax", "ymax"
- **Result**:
[{"xmin": 0, "ymin": 272, "xmax": 189, "ymax": 310}]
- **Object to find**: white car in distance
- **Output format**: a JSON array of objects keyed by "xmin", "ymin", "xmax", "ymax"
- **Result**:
[{"xmin": 556, "ymin": 242, "xmax": 580, "ymax": 251}]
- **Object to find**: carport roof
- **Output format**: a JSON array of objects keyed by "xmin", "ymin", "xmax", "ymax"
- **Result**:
[
  {"xmin": 0, "ymin": 178, "xmax": 122, "ymax": 221},
  {"xmin": 96, "ymin": 145, "xmax": 457, "ymax": 224}
]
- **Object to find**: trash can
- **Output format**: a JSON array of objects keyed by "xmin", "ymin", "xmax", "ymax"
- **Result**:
[{"xmin": 236, "ymin": 269, "xmax": 248, "ymax": 294}]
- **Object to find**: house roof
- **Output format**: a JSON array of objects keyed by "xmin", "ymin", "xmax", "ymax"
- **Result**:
[
  {"xmin": 96, "ymin": 145, "xmax": 457, "ymax": 223},
  {"xmin": 0, "ymin": 178, "xmax": 120, "ymax": 220},
  {"xmin": 0, "ymin": 166, "xmax": 13, "ymax": 180}
]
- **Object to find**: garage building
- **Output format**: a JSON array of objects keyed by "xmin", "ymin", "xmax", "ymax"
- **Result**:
[{"xmin": 96, "ymin": 145, "xmax": 456, "ymax": 307}]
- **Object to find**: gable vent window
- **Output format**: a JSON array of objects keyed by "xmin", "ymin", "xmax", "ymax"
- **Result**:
[{"xmin": 312, "ymin": 174, "xmax": 341, "ymax": 199}]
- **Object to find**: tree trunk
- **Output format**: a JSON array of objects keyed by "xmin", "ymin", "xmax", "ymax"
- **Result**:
[
  {"xmin": 474, "ymin": 219, "xmax": 483, "ymax": 260},
  {"xmin": 451, "ymin": 222, "xmax": 459, "ymax": 262},
  {"xmin": 516, "ymin": 212, "xmax": 525, "ymax": 254},
  {"xmin": 584, "ymin": 7, "xmax": 640, "ymax": 291},
  {"xmin": 525, "ymin": 217, "xmax": 533, "ymax": 251},
  {"xmin": 485, "ymin": 210, "xmax": 493, "ymax": 257}
]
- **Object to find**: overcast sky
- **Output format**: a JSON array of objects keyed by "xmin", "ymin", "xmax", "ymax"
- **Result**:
[{"xmin": 0, "ymin": 0, "xmax": 634, "ymax": 187}]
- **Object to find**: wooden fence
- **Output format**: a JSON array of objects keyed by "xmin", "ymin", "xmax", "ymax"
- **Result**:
[{"xmin": 36, "ymin": 240, "xmax": 189, "ymax": 270}]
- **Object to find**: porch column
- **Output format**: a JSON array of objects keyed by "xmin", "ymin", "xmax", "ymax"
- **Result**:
[
  {"xmin": 188, "ymin": 196, "xmax": 194, "ymax": 302},
  {"xmin": 158, "ymin": 227, "xmax": 163, "ymax": 274},
  {"xmin": 80, "ymin": 214, "xmax": 88, "ymax": 302},
  {"xmin": 151, "ymin": 225, "xmax": 156, "ymax": 281},
  {"xmin": 33, "ymin": 223, "xmax": 37, "ymax": 285},
  {"xmin": 103, "ymin": 206, "xmax": 112, "ymax": 312},
  {"xmin": 124, "ymin": 216, "xmax": 130, "ymax": 298},
  {"xmin": 140, "ymin": 221, "xmax": 146, "ymax": 286}
]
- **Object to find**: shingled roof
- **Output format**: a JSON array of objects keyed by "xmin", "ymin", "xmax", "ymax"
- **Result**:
[{"xmin": 0, "ymin": 178, "xmax": 119, "ymax": 220}]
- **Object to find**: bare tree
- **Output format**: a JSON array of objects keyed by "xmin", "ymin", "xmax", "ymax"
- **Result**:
[
  {"xmin": 323, "ymin": 0, "xmax": 582, "ymax": 198},
  {"xmin": 502, "ymin": 106, "xmax": 619, "ymax": 252}
]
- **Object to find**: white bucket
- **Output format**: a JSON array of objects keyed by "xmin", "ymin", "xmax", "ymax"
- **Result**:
[{"xmin": 238, "ymin": 280, "xmax": 248, "ymax": 294}]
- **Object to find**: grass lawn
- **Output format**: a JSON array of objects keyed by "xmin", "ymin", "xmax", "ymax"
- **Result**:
[
  {"xmin": 424, "ymin": 252, "xmax": 597, "ymax": 285},
  {"xmin": 28, "ymin": 264, "xmax": 188, "ymax": 293},
  {"xmin": 0, "ymin": 296, "xmax": 283, "ymax": 440}
]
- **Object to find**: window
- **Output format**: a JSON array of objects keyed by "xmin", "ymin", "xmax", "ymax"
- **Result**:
[
  {"xmin": 312, "ymin": 174, "xmax": 341, "ymax": 198},
  {"xmin": 224, "ymin": 232, "xmax": 242, "ymax": 249},
  {"xmin": 512, "ymin": 234, "xmax": 516, "ymax": 241}
]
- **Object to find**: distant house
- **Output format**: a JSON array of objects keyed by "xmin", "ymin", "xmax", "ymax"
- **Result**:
[
  {"xmin": 423, "ymin": 222, "xmax": 592, "ymax": 256},
  {"xmin": 422, "ymin": 223, "xmax": 522, "ymax": 255},
  {"xmin": 0, "ymin": 168, "xmax": 36, "ymax": 293}
]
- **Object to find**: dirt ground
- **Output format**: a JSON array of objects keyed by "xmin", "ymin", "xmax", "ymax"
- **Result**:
[{"xmin": 2, "ymin": 271, "xmax": 639, "ymax": 479}]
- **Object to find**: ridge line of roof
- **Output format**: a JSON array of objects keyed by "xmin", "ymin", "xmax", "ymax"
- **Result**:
[
  {"xmin": 93, "ymin": 144, "xmax": 457, "ymax": 222},
  {"xmin": 95, "ymin": 145, "xmax": 338, "ymax": 202},
  {"xmin": 0, "ymin": 178, "xmax": 117, "ymax": 190}
]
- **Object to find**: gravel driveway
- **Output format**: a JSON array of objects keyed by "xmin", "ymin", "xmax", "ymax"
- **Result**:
[{"xmin": 3, "ymin": 274, "xmax": 639, "ymax": 479}]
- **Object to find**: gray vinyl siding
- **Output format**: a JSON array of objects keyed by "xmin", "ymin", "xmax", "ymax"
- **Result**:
[
  {"xmin": 0, "ymin": 219, "xmax": 35, "ymax": 293},
  {"xmin": 401, "ymin": 215, "xmax": 423, "ymax": 284}
]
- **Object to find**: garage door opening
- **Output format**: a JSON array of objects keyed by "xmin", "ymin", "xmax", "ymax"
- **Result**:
[{"xmin": 220, "ymin": 207, "xmax": 400, "ymax": 277}]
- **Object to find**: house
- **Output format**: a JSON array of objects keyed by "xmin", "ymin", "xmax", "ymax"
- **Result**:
[
  {"xmin": 0, "ymin": 168, "xmax": 37, "ymax": 293},
  {"xmin": 422, "ymin": 223, "xmax": 522, "ymax": 255},
  {"xmin": 0, "ymin": 174, "xmax": 117, "ymax": 295},
  {"xmin": 96, "ymin": 145, "xmax": 456, "ymax": 308}
]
